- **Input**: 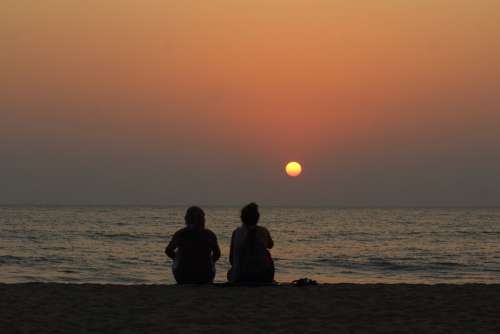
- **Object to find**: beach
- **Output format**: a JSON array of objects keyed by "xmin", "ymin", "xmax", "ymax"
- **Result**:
[{"xmin": 1, "ymin": 283, "xmax": 499, "ymax": 333}]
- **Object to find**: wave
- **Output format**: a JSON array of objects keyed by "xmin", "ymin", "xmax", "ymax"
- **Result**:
[
  {"xmin": 313, "ymin": 256, "xmax": 476, "ymax": 273},
  {"xmin": 86, "ymin": 231, "xmax": 162, "ymax": 241},
  {"xmin": 0, "ymin": 255, "xmax": 24, "ymax": 264},
  {"xmin": 0, "ymin": 255, "xmax": 68, "ymax": 265}
]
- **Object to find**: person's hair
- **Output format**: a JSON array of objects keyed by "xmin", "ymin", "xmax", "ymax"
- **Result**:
[
  {"xmin": 185, "ymin": 206, "xmax": 205, "ymax": 229},
  {"xmin": 241, "ymin": 203, "xmax": 260, "ymax": 247},
  {"xmin": 241, "ymin": 202, "xmax": 260, "ymax": 226}
]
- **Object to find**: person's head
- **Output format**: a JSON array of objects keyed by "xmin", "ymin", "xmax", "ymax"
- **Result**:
[
  {"xmin": 185, "ymin": 206, "xmax": 205, "ymax": 230},
  {"xmin": 241, "ymin": 202, "xmax": 260, "ymax": 227}
]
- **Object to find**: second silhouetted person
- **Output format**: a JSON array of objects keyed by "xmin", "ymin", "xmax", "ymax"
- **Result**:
[{"xmin": 228, "ymin": 203, "xmax": 275, "ymax": 283}]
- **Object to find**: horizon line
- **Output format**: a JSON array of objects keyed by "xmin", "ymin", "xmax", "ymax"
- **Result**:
[{"xmin": 0, "ymin": 203, "xmax": 499, "ymax": 209}]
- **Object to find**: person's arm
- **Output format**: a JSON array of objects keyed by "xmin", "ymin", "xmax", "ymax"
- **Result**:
[
  {"xmin": 165, "ymin": 233, "xmax": 178, "ymax": 259},
  {"xmin": 211, "ymin": 233, "xmax": 221, "ymax": 263},
  {"xmin": 229, "ymin": 230, "xmax": 236, "ymax": 265},
  {"xmin": 264, "ymin": 227, "xmax": 274, "ymax": 249}
]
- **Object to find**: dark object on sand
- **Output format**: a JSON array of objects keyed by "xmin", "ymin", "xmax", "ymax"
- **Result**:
[{"xmin": 292, "ymin": 278, "xmax": 318, "ymax": 287}]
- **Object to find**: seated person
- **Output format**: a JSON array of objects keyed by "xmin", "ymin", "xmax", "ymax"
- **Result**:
[
  {"xmin": 165, "ymin": 206, "xmax": 221, "ymax": 284},
  {"xmin": 228, "ymin": 203, "xmax": 275, "ymax": 283}
]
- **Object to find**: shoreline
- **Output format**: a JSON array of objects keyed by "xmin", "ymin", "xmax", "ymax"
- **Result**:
[
  {"xmin": 2, "ymin": 281, "xmax": 500, "ymax": 286},
  {"xmin": 1, "ymin": 283, "xmax": 499, "ymax": 333}
]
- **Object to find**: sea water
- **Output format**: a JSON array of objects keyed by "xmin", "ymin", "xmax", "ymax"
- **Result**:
[{"xmin": 0, "ymin": 206, "xmax": 499, "ymax": 284}]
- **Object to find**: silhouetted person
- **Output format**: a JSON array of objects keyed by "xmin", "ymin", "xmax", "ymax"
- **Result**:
[
  {"xmin": 165, "ymin": 206, "xmax": 221, "ymax": 284},
  {"xmin": 228, "ymin": 203, "xmax": 275, "ymax": 283}
]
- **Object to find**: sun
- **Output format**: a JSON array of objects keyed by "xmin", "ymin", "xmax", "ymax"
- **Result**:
[{"xmin": 285, "ymin": 161, "xmax": 302, "ymax": 177}]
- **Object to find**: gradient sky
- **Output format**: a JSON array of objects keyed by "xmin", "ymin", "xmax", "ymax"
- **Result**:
[{"xmin": 1, "ymin": 0, "xmax": 500, "ymax": 206}]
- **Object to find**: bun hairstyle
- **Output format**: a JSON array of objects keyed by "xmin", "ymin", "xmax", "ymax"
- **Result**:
[
  {"xmin": 241, "ymin": 202, "xmax": 260, "ymax": 226},
  {"xmin": 185, "ymin": 206, "xmax": 205, "ymax": 229}
]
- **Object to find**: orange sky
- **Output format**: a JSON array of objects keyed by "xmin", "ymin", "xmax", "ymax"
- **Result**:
[{"xmin": 1, "ymin": 0, "xmax": 500, "ymax": 205}]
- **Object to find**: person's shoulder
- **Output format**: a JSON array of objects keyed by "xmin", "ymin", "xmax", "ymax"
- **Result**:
[
  {"xmin": 174, "ymin": 227, "xmax": 189, "ymax": 236},
  {"xmin": 257, "ymin": 226, "xmax": 270, "ymax": 233},
  {"xmin": 204, "ymin": 228, "xmax": 217, "ymax": 237},
  {"xmin": 232, "ymin": 226, "xmax": 244, "ymax": 234},
  {"xmin": 230, "ymin": 226, "xmax": 243, "ymax": 238}
]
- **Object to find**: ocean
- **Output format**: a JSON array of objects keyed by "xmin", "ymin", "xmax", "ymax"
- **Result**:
[{"xmin": 0, "ymin": 206, "xmax": 499, "ymax": 284}]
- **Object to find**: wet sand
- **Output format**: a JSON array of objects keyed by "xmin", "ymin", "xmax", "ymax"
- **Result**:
[{"xmin": 1, "ymin": 283, "xmax": 499, "ymax": 333}]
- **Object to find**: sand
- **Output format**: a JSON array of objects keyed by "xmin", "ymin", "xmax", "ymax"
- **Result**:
[{"xmin": 1, "ymin": 283, "xmax": 499, "ymax": 333}]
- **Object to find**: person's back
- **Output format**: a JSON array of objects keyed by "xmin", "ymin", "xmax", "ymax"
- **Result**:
[
  {"xmin": 228, "ymin": 203, "xmax": 274, "ymax": 283},
  {"xmin": 165, "ymin": 207, "xmax": 221, "ymax": 284}
]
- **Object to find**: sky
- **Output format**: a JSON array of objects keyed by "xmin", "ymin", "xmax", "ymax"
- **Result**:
[{"xmin": 1, "ymin": 0, "xmax": 500, "ymax": 206}]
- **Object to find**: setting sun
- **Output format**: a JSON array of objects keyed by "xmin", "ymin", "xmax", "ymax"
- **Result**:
[{"xmin": 285, "ymin": 161, "xmax": 302, "ymax": 177}]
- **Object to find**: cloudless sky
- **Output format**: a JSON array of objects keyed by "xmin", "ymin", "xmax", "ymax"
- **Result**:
[{"xmin": 1, "ymin": 0, "xmax": 500, "ymax": 206}]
